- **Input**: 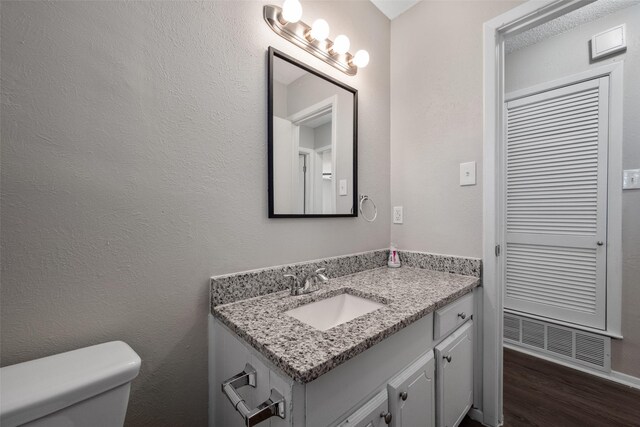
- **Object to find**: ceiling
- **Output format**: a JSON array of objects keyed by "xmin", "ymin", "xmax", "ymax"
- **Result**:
[
  {"xmin": 370, "ymin": 0, "xmax": 638, "ymax": 36},
  {"xmin": 506, "ymin": 0, "xmax": 640, "ymax": 53},
  {"xmin": 273, "ymin": 57, "xmax": 307, "ymax": 85},
  {"xmin": 370, "ymin": 0, "xmax": 421, "ymax": 20}
]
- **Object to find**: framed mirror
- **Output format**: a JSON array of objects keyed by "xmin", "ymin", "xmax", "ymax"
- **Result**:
[{"xmin": 268, "ymin": 47, "xmax": 358, "ymax": 218}]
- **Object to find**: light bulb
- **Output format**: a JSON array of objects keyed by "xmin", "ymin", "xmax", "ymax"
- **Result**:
[
  {"xmin": 332, "ymin": 35, "xmax": 350, "ymax": 54},
  {"xmin": 310, "ymin": 19, "xmax": 330, "ymax": 41},
  {"xmin": 352, "ymin": 50, "xmax": 370, "ymax": 68},
  {"xmin": 281, "ymin": 0, "xmax": 302, "ymax": 23}
]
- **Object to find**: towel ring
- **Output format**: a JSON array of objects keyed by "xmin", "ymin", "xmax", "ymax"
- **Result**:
[{"xmin": 359, "ymin": 194, "xmax": 377, "ymax": 222}]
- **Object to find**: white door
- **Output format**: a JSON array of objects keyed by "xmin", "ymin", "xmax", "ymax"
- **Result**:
[
  {"xmin": 387, "ymin": 352, "xmax": 435, "ymax": 427},
  {"xmin": 435, "ymin": 322, "xmax": 473, "ymax": 427},
  {"xmin": 504, "ymin": 77, "xmax": 609, "ymax": 330},
  {"xmin": 320, "ymin": 149, "xmax": 333, "ymax": 214}
]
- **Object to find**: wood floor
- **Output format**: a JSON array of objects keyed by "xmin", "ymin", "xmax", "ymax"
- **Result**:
[{"xmin": 460, "ymin": 348, "xmax": 640, "ymax": 427}]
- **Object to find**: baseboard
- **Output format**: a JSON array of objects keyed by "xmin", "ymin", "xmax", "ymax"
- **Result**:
[
  {"xmin": 505, "ymin": 343, "xmax": 640, "ymax": 391},
  {"xmin": 611, "ymin": 370, "xmax": 640, "ymax": 390}
]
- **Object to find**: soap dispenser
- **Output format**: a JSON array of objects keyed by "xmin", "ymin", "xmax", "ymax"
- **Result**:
[{"xmin": 388, "ymin": 244, "xmax": 401, "ymax": 268}]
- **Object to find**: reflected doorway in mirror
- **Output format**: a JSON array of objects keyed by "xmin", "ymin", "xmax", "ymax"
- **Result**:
[{"xmin": 268, "ymin": 47, "xmax": 358, "ymax": 218}]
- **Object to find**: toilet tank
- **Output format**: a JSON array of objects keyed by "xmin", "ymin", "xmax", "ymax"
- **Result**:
[{"xmin": 0, "ymin": 341, "xmax": 141, "ymax": 427}]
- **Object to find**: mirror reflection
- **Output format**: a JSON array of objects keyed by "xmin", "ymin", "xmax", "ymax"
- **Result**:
[{"xmin": 269, "ymin": 49, "xmax": 357, "ymax": 217}]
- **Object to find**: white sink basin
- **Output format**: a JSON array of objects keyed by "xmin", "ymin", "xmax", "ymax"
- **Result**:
[{"xmin": 285, "ymin": 293, "xmax": 385, "ymax": 331}]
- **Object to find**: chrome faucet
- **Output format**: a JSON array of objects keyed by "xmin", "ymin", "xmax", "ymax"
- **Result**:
[{"xmin": 284, "ymin": 268, "xmax": 328, "ymax": 296}]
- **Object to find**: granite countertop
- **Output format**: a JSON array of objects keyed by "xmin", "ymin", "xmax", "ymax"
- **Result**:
[{"xmin": 213, "ymin": 266, "xmax": 480, "ymax": 384}]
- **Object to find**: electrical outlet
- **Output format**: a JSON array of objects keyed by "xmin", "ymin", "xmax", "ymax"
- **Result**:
[
  {"xmin": 623, "ymin": 169, "xmax": 640, "ymax": 189},
  {"xmin": 393, "ymin": 206, "xmax": 403, "ymax": 224}
]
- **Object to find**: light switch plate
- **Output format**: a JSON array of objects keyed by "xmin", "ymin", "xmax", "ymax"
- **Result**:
[
  {"xmin": 460, "ymin": 161, "xmax": 476, "ymax": 186},
  {"xmin": 623, "ymin": 169, "xmax": 640, "ymax": 189},
  {"xmin": 393, "ymin": 206, "xmax": 403, "ymax": 224},
  {"xmin": 339, "ymin": 179, "xmax": 348, "ymax": 196}
]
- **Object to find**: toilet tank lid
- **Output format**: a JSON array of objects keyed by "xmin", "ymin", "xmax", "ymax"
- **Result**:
[{"xmin": 0, "ymin": 341, "xmax": 141, "ymax": 426}]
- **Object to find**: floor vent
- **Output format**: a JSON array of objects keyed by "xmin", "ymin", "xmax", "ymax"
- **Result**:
[
  {"xmin": 503, "ymin": 312, "xmax": 611, "ymax": 372},
  {"xmin": 522, "ymin": 320, "xmax": 545, "ymax": 349}
]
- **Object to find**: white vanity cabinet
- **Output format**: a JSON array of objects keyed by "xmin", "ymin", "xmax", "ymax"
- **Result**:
[
  {"xmin": 387, "ymin": 352, "xmax": 435, "ymax": 427},
  {"xmin": 210, "ymin": 290, "xmax": 478, "ymax": 427},
  {"xmin": 435, "ymin": 321, "xmax": 474, "ymax": 427},
  {"xmin": 337, "ymin": 390, "xmax": 390, "ymax": 427}
]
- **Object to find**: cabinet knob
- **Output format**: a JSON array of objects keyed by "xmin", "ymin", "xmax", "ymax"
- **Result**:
[
  {"xmin": 597, "ymin": 241, "xmax": 604, "ymax": 246},
  {"xmin": 444, "ymin": 355, "xmax": 452, "ymax": 363},
  {"xmin": 380, "ymin": 412, "xmax": 392, "ymax": 424},
  {"xmin": 457, "ymin": 312, "xmax": 467, "ymax": 320},
  {"xmin": 400, "ymin": 391, "xmax": 408, "ymax": 401}
]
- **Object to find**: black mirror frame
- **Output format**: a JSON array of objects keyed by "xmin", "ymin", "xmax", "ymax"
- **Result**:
[{"xmin": 268, "ymin": 47, "xmax": 358, "ymax": 218}]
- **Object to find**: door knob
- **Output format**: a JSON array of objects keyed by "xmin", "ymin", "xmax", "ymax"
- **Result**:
[
  {"xmin": 400, "ymin": 391, "xmax": 408, "ymax": 401},
  {"xmin": 380, "ymin": 411, "xmax": 392, "ymax": 424}
]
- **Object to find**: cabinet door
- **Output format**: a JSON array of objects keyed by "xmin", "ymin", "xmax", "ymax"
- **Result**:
[
  {"xmin": 338, "ymin": 390, "xmax": 389, "ymax": 427},
  {"xmin": 435, "ymin": 321, "xmax": 473, "ymax": 427},
  {"xmin": 387, "ymin": 352, "xmax": 435, "ymax": 427}
]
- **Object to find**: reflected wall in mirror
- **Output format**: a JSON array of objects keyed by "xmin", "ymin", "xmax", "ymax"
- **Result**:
[{"xmin": 268, "ymin": 47, "xmax": 357, "ymax": 217}]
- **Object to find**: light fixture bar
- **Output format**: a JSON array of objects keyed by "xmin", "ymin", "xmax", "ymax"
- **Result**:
[{"xmin": 263, "ymin": 5, "xmax": 358, "ymax": 76}]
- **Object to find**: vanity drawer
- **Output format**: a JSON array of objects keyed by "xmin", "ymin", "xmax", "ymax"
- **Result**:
[{"xmin": 433, "ymin": 293, "xmax": 473, "ymax": 341}]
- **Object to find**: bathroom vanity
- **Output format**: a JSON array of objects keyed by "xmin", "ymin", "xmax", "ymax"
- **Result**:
[{"xmin": 210, "ymin": 266, "xmax": 480, "ymax": 427}]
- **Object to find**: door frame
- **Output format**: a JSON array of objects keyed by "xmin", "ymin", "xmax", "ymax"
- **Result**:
[
  {"xmin": 481, "ymin": 1, "xmax": 624, "ymax": 425},
  {"xmin": 297, "ymin": 147, "xmax": 315, "ymax": 214}
]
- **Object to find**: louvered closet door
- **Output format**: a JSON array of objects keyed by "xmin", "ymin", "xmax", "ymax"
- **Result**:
[{"xmin": 504, "ymin": 77, "xmax": 609, "ymax": 330}]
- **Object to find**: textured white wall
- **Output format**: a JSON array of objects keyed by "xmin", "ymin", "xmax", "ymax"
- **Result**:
[
  {"xmin": 505, "ymin": 4, "xmax": 640, "ymax": 378},
  {"xmin": 390, "ymin": 1, "xmax": 521, "ymax": 257},
  {"xmin": 0, "ymin": 1, "xmax": 390, "ymax": 425}
]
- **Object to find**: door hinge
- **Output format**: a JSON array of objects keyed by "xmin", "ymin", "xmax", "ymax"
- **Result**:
[{"xmin": 495, "ymin": 244, "xmax": 501, "ymax": 256}]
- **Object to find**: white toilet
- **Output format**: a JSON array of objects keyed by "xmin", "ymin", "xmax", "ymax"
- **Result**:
[{"xmin": 0, "ymin": 341, "xmax": 141, "ymax": 427}]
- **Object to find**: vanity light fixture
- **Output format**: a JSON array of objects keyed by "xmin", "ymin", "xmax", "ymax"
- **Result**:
[
  {"xmin": 264, "ymin": 2, "xmax": 369, "ymax": 76},
  {"xmin": 352, "ymin": 50, "xmax": 370, "ymax": 68},
  {"xmin": 332, "ymin": 35, "xmax": 350, "ymax": 55},
  {"xmin": 281, "ymin": 0, "xmax": 302, "ymax": 23},
  {"xmin": 309, "ymin": 19, "xmax": 330, "ymax": 41}
]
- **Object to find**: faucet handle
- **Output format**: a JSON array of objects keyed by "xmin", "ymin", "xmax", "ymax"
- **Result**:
[
  {"xmin": 284, "ymin": 274, "xmax": 300, "ymax": 295},
  {"xmin": 314, "ymin": 268, "xmax": 329, "ymax": 282}
]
